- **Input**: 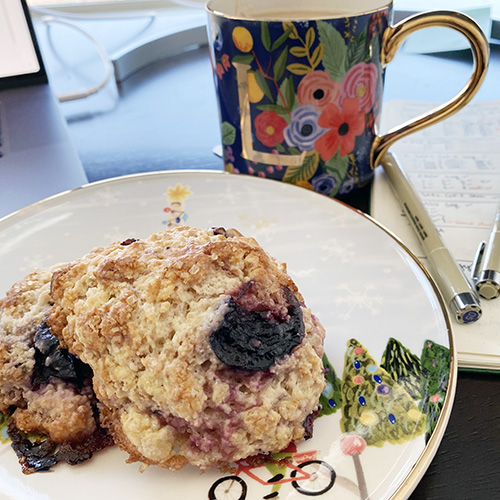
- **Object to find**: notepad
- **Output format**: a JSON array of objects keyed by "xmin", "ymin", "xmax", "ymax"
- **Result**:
[{"xmin": 371, "ymin": 99, "xmax": 500, "ymax": 371}]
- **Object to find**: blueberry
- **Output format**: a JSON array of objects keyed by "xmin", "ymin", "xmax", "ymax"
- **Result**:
[
  {"xmin": 211, "ymin": 227, "xmax": 238, "ymax": 238},
  {"xmin": 302, "ymin": 407, "xmax": 320, "ymax": 439},
  {"xmin": 7, "ymin": 411, "xmax": 114, "ymax": 473},
  {"xmin": 209, "ymin": 287, "xmax": 304, "ymax": 371},
  {"xmin": 120, "ymin": 238, "xmax": 138, "ymax": 246},
  {"xmin": 7, "ymin": 419, "xmax": 60, "ymax": 473},
  {"xmin": 32, "ymin": 321, "xmax": 92, "ymax": 387},
  {"xmin": 211, "ymin": 227, "xmax": 229, "ymax": 237}
]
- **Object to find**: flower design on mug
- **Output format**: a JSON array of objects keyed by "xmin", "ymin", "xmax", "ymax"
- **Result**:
[
  {"xmin": 221, "ymin": 54, "xmax": 231, "ymax": 70},
  {"xmin": 315, "ymin": 97, "xmax": 365, "ymax": 160},
  {"xmin": 284, "ymin": 105, "xmax": 326, "ymax": 151},
  {"xmin": 297, "ymin": 71, "xmax": 341, "ymax": 109},
  {"xmin": 254, "ymin": 110, "xmax": 288, "ymax": 147},
  {"xmin": 216, "ymin": 63, "xmax": 225, "ymax": 79},
  {"xmin": 338, "ymin": 176, "xmax": 356, "ymax": 195},
  {"xmin": 312, "ymin": 173, "xmax": 338, "ymax": 195},
  {"xmin": 339, "ymin": 62, "xmax": 378, "ymax": 113},
  {"xmin": 212, "ymin": 10, "xmax": 389, "ymax": 196},
  {"xmin": 215, "ymin": 54, "xmax": 231, "ymax": 80},
  {"xmin": 211, "ymin": 20, "xmax": 223, "ymax": 52}
]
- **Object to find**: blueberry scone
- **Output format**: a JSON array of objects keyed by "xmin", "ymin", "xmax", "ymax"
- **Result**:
[
  {"xmin": 0, "ymin": 268, "xmax": 112, "ymax": 473},
  {"xmin": 47, "ymin": 226, "xmax": 326, "ymax": 471}
]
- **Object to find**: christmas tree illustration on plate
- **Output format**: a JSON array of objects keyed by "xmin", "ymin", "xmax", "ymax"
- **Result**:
[
  {"xmin": 339, "ymin": 338, "xmax": 426, "ymax": 499},
  {"xmin": 381, "ymin": 337, "xmax": 422, "ymax": 400},
  {"xmin": 419, "ymin": 340, "xmax": 450, "ymax": 442},
  {"xmin": 380, "ymin": 337, "xmax": 450, "ymax": 443},
  {"xmin": 318, "ymin": 353, "xmax": 343, "ymax": 417}
]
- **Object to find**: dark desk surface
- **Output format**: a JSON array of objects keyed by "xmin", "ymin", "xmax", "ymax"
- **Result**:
[
  {"xmin": 412, "ymin": 371, "xmax": 500, "ymax": 499},
  {"xmin": 36, "ymin": 16, "xmax": 500, "ymax": 498}
]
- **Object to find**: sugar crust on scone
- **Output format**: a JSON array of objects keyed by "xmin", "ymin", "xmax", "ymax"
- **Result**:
[{"xmin": 47, "ymin": 226, "xmax": 326, "ymax": 470}]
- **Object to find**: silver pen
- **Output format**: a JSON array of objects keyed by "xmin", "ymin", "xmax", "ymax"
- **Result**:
[
  {"xmin": 472, "ymin": 201, "xmax": 500, "ymax": 299},
  {"xmin": 380, "ymin": 152, "xmax": 481, "ymax": 324}
]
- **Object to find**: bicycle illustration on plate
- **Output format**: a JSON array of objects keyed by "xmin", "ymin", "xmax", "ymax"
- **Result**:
[{"xmin": 208, "ymin": 447, "xmax": 336, "ymax": 500}]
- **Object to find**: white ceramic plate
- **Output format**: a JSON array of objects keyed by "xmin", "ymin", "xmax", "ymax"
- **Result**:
[{"xmin": 0, "ymin": 171, "xmax": 456, "ymax": 500}]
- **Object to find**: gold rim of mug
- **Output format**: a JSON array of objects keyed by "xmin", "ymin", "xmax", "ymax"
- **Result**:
[{"xmin": 205, "ymin": 0, "xmax": 393, "ymax": 21}]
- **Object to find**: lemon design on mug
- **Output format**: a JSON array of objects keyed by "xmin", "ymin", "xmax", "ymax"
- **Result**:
[
  {"xmin": 247, "ymin": 72, "xmax": 264, "ymax": 103},
  {"xmin": 232, "ymin": 26, "xmax": 253, "ymax": 52}
]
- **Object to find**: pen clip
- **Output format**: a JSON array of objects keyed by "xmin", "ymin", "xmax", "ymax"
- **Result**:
[{"xmin": 471, "ymin": 240, "xmax": 485, "ymax": 284}]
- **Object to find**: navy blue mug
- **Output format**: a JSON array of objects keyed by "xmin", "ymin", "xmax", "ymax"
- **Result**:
[{"xmin": 206, "ymin": 0, "xmax": 488, "ymax": 199}]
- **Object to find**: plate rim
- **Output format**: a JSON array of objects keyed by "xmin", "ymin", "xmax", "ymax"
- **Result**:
[{"xmin": 0, "ymin": 169, "xmax": 457, "ymax": 500}]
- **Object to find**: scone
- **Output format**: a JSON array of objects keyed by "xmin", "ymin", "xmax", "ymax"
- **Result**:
[
  {"xmin": 47, "ymin": 226, "xmax": 326, "ymax": 470},
  {"xmin": 0, "ymin": 267, "xmax": 112, "ymax": 472},
  {"xmin": 0, "ymin": 268, "xmax": 53, "ymax": 414}
]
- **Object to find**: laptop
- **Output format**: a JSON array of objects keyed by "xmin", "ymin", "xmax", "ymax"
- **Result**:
[{"xmin": 0, "ymin": 0, "xmax": 88, "ymax": 218}]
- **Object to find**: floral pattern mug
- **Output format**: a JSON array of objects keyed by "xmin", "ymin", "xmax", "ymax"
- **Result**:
[{"xmin": 206, "ymin": 0, "xmax": 488, "ymax": 200}]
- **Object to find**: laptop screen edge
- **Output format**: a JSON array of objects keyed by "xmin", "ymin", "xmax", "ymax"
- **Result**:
[{"xmin": 0, "ymin": 0, "xmax": 48, "ymax": 90}]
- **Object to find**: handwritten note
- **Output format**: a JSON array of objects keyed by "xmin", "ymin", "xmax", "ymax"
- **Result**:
[{"xmin": 372, "ymin": 100, "xmax": 500, "ymax": 370}]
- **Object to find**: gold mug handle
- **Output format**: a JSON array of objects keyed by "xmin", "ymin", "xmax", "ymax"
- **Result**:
[{"xmin": 371, "ymin": 10, "xmax": 490, "ymax": 168}]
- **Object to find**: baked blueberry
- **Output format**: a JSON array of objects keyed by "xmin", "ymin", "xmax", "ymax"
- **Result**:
[
  {"xmin": 209, "ymin": 287, "xmax": 305, "ymax": 371},
  {"xmin": 33, "ymin": 321, "xmax": 92, "ymax": 387}
]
